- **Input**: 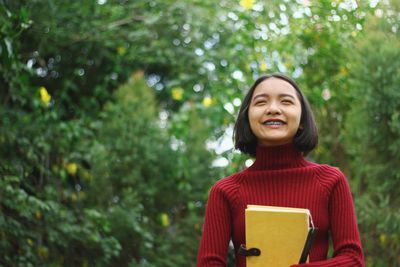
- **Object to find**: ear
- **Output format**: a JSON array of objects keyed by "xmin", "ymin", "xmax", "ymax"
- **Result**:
[{"xmin": 299, "ymin": 124, "xmax": 304, "ymax": 130}]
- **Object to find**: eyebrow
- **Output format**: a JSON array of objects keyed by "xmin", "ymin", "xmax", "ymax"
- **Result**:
[{"xmin": 252, "ymin": 93, "xmax": 297, "ymax": 101}]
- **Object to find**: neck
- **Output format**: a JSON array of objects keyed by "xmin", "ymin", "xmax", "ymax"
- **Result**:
[{"xmin": 249, "ymin": 142, "xmax": 309, "ymax": 170}]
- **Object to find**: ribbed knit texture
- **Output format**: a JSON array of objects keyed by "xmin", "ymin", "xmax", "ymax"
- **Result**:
[{"xmin": 197, "ymin": 143, "xmax": 364, "ymax": 267}]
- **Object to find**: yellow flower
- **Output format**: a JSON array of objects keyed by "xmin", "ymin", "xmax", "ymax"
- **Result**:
[
  {"xmin": 240, "ymin": 0, "xmax": 255, "ymax": 9},
  {"xmin": 379, "ymin": 233, "xmax": 387, "ymax": 246},
  {"xmin": 160, "ymin": 213, "xmax": 170, "ymax": 227},
  {"xmin": 202, "ymin": 96, "xmax": 213, "ymax": 108},
  {"xmin": 65, "ymin": 163, "xmax": 78, "ymax": 176},
  {"xmin": 259, "ymin": 62, "xmax": 268, "ymax": 72},
  {"xmin": 171, "ymin": 87, "xmax": 184, "ymax": 101},
  {"xmin": 35, "ymin": 211, "xmax": 43, "ymax": 220},
  {"xmin": 37, "ymin": 246, "xmax": 49, "ymax": 259},
  {"xmin": 285, "ymin": 60, "xmax": 293, "ymax": 69},
  {"xmin": 27, "ymin": 238, "xmax": 33, "ymax": 246},
  {"xmin": 39, "ymin": 86, "xmax": 51, "ymax": 106},
  {"xmin": 339, "ymin": 66, "xmax": 348, "ymax": 76},
  {"xmin": 117, "ymin": 46, "xmax": 126, "ymax": 55}
]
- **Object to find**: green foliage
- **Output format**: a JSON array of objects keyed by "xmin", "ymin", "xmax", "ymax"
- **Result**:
[
  {"xmin": 343, "ymin": 11, "xmax": 400, "ymax": 266},
  {"xmin": 86, "ymin": 74, "xmax": 216, "ymax": 266},
  {"xmin": 1, "ymin": 0, "xmax": 400, "ymax": 266},
  {"xmin": 0, "ymin": 1, "xmax": 32, "ymax": 108},
  {"xmin": 0, "ymin": 70, "xmax": 215, "ymax": 266}
]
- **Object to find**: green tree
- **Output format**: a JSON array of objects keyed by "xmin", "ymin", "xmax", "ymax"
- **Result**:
[
  {"xmin": 2, "ymin": 0, "xmax": 399, "ymax": 265},
  {"xmin": 343, "ymin": 7, "xmax": 400, "ymax": 266},
  {"xmin": 86, "ymin": 74, "xmax": 217, "ymax": 266}
]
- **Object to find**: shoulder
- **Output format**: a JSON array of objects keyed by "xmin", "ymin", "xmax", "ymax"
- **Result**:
[
  {"xmin": 312, "ymin": 164, "xmax": 348, "ymax": 195},
  {"xmin": 210, "ymin": 170, "xmax": 245, "ymax": 198},
  {"xmin": 315, "ymin": 164, "xmax": 345, "ymax": 178}
]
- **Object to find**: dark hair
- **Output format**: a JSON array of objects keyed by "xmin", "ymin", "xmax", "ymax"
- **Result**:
[{"xmin": 233, "ymin": 73, "xmax": 318, "ymax": 156}]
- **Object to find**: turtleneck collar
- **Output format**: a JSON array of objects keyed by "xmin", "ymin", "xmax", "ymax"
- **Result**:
[{"xmin": 248, "ymin": 142, "xmax": 310, "ymax": 171}]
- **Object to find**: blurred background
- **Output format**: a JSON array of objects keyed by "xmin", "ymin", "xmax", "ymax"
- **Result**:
[{"xmin": 0, "ymin": 0, "xmax": 399, "ymax": 266}]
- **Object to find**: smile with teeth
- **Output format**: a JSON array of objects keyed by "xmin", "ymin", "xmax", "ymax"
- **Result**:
[{"xmin": 263, "ymin": 121, "xmax": 286, "ymax": 126}]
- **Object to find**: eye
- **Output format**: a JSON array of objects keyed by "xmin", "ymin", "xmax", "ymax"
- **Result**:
[
  {"xmin": 254, "ymin": 100, "xmax": 266, "ymax": 106},
  {"xmin": 281, "ymin": 99, "xmax": 294, "ymax": 104}
]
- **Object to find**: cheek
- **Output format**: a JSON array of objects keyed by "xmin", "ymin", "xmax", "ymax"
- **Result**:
[
  {"xmin": 293, "ymin": 106, "xmax": 302, "ymax": 123},
  {"xmin": 248, "ymin": 111, "xmax": 258, "ymax": 134},
  {"xmin": 294, "ymin": 111, "xmax": 302, "ymax": 130},
  {"xmin": 248, "ymin": 107, "xmax": 260, "ymax": 126}
]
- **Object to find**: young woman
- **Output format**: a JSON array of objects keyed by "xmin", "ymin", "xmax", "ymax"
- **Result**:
[{"xmin": 197, "ymin": 73, "xmax": 364, "ymax": 266}]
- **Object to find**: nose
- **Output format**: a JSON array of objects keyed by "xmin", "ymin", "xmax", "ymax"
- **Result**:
[{"xmin": 265, "ymin": 101, "xmax": 281, "ymax": 115}]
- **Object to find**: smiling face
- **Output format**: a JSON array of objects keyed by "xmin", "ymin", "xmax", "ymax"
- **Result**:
[{"xmin": 248, "ymin": 77, "xmax": 302, "ymax": 147}]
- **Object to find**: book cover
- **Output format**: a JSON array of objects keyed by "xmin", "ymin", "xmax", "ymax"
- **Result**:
[{"xmin": 244, "ymin": 205, "xmax": 311, "ymax": 267}]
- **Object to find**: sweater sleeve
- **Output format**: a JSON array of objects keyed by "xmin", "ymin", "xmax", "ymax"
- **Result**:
[
  {"xmin": 197, "ymin": 182, "xmax": 232, "ymax": 267},
  {"xmin": 291, "ymin": 170, "xmax": 364, "ymax": 267}
]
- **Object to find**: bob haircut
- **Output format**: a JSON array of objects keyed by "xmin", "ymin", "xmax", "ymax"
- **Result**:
[{"xmin": 234, "ymin": 73, "xmax": 318, "ymax": 157}]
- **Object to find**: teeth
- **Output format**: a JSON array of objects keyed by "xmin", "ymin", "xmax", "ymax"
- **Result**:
[{"xmin": 264, "ymin": 121, "xmax": 284, "ymax": 125}]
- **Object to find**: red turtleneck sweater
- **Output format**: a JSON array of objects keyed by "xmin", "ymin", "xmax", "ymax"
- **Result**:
[{"xmin": 197, "ymin": 143, "xmax": 364, "ymax": 267}]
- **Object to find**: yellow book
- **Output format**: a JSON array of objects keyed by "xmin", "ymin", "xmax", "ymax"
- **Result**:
[{"xmin": 244, "ymin": 205, "xmax": 312, "ymax": 267}]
